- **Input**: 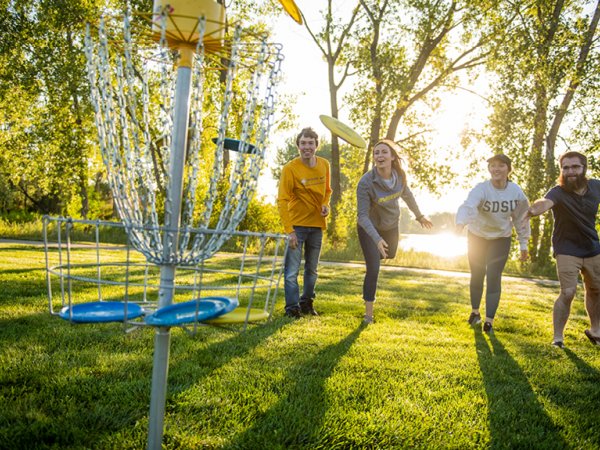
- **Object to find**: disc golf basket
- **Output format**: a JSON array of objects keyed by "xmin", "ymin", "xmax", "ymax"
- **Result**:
[
  {"xmin": 42, "ymin": 1, "xmax": 287, "ymax": 448},
  {"xmin": 43, "ymin": 217, "xmax": 286, "ymax": 330}
]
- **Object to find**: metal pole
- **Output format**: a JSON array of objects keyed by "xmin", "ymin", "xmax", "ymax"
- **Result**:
[{"xmin": 147, "ymin": 46, "xmax": 194, "ymax": 450}]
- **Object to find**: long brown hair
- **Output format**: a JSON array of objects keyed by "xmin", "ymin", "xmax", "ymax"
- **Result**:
[{"xmin": 374, "ymin": 139, "xmax": 407, "ymax": 186}]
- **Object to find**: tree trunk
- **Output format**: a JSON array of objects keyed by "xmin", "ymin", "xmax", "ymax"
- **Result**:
[
  {"xmin": 328, "ymin": 58, "xmax": 341, "ymax": 219},
  {"xmin": 527, "ymin": 0, "xmax": 566, "ymax": 264},
  {"xmin": 536, "ymin": 0, "xmax": 600, "ymax": 266},
  {"xmin": 385, "ymin": 1, "xmax": 457, "ymax": 139},
  {"xmin": 302, "ymin": 0, "xmax": 360, "ymax": 243},
  {"xmin": 66, "ymin": 28, "xmax": 89, "ymax": 219},
  {"xmin": 362, "ymin": 4, "xmax": 384, "ymax": 174},
  {"xmin": 527, "ymin": 83, "xmax": 548, "ymax": 262}
]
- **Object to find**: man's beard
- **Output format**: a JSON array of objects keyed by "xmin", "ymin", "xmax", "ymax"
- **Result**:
[{"xmin": 560, "ymin": 172, "xmax": 588, "ymax": 192}]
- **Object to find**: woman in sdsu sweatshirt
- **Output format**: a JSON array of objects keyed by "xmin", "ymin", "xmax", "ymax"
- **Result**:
[{"xmin": 456, "ymin": 154, "xmax": 530, "ymax": 334}]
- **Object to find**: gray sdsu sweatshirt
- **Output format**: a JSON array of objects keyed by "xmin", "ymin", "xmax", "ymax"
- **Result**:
[{"xmin": 455, "ymin": 180, "xmax": 530, "ymax": 250}]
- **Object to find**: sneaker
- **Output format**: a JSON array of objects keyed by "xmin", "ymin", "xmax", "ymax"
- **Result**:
[
  {"xmin": 468, "ymin": 312, "xmax": 481, "ymax": 325},
  {"xmin": 551, "ymin": 340, "xmax": 564, "ymax": 348},
  {"xmin": 300, "ymin": 303, "xmax": 319, "ymax": 316},
  {"xmin": 363, "ymin": 315, "xmax": 374, "ymax": 324},
  {"xmin": 584, "ymin": 329, "xmax": 600, "ymax": 346},
  {"xmin": 285, "ymin": 308, "xmax": 301, "ymax": 319},
  {"xmin": 483, "ymin": 321, "xmax": 493, "ymax": 333}
]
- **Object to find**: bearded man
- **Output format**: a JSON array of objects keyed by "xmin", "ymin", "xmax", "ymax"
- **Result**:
[{"xmin": 528, "ymin": 151, "xmax": 600, "ymax": 348}]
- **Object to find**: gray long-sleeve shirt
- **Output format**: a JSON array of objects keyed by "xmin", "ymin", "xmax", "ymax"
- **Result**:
[{"xmin": 357, "ymin": 168, "xmax": 423, "ymax": 244}]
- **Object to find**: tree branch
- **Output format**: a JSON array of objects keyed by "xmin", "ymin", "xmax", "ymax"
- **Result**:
[{"xmin": 546, "ymin": 0, "xmax": 600, "ymax": 152}]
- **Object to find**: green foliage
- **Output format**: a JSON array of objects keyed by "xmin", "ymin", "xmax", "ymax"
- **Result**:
[
  {"xmin": 238, "ymin": 195, "xmax": 283, "ymax": 233},
  {"xmin": 343, "ymin": 0, "xmax": 493, "ymax": 191},
  {"xmin": 0, "ymin": 0, "xmax": 106, "ymax": 216},
  {"xmin": 482, "ymin": 0, "xmax": 600, "ymax": 263},
  {"xmin": 1, "ymin": 244, "xmax": 599, "ymax": 448},
  {"xmin": 0, "ymin": 0, "xmax": 299, "ymax": 223},
  {"xmin": 270, "ymin": 135, "xmax": 299, "ymax": 182}
]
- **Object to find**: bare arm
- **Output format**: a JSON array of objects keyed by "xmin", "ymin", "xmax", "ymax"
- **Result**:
[{"xmin": 527, "ymin": 198, "xmax": 555, "ymax": 217}]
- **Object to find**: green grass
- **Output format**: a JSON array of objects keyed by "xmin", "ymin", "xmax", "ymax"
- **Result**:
[
  {"xmin": 1, "ymin": 243, "xmax": 599, "ymax": 449},
  {"xmin": 1, "ymin": 217, "xmax": 558, "ymax": 279}
]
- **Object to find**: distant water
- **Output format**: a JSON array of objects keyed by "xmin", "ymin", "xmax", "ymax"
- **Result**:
[{"xmin": 398, "ymin": 233, "xmax": 467, "ymax": 258}]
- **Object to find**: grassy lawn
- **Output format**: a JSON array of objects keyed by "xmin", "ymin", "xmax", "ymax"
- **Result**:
[{"xmin": 1, "ymin": 243, "xmax": 599, "ymax": 449}]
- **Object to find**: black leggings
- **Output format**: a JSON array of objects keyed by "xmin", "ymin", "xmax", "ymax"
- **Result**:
[
  {"xmin": 358, "ymin": 225, "xmax": 399, "ymax": 302},
  {"xmin": 467, "ymin": 232, "xmax": 511, "ymax": 319}
]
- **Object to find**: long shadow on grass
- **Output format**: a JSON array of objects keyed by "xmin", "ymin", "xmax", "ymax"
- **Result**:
[
  {"xmin": 563, "ymin": 347, "xmax": 600, "ymax": 378},
  {"xmin": 548, "ymin": 347, "xmax": 600, "ymax": 443},
  {"xmin": 474, "ymin": 331, "xmax": 566, "ymax": 449},
  {"xmin": 165, "ymin": 318, "xmax": 291, "ymax": 394},
  {"xmin": 0, "ymin": 315, "xmax": 156, "ymax": 448},
  {"xmin": 222, "ymin": 323, "xmax": 366, "ymax": 449},
  {"xmin": 1, "ymin": 313, "xmax": 289, "ymax": 448}
]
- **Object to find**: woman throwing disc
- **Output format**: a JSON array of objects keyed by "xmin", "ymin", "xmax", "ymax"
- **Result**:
[{"xmin": 357, "ymin": 139, "xmax": 433, "ymax": 324}]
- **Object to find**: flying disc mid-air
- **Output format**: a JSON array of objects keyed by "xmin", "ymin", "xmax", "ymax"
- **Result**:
[
  {"xmin": 278, "ymin": 0, "xmax": 303, "ymax": 24},
  {"xmin": 212, "ymin": 137, "xmax": 257, "ymax": 154},
  {"xmin": 319, "ymin": 114, "xmax": 367, "ymax": 149}
]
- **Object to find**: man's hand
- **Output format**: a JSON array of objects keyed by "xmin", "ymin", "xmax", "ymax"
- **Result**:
[
  {"xmin": 321, "ymin": 205, "xmax": 330, "ymax": 217},
  {"xmin": 288, "ymin": 231, "xmax": 298, "ymax": 249}
]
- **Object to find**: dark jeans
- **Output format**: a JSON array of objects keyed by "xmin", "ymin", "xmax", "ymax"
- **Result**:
[
  {"xmin": 358, "ymin": 225, "xmax": 399, "ymax": 302},
  {"xmin": 284, "ymin": 226, "xmax": 323, "ymax": 312},
  {"xmin": 467, "ymin": 232, "xmax": 511, "ymax": 319}
]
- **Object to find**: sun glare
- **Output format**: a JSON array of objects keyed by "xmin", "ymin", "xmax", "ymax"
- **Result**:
[{"xmin": 399, "ymin": 232, "xmax": 467, "ymax": 258}]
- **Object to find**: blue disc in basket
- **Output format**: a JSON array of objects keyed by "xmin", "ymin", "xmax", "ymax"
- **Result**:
[
  {"xmin": 212, "ymin": 137, "xmax": 257, "ymax": 154},
  {"xmin": 145, "ymin": 296, "xmax": 239, "ymax": 327},
  {"xmin": 59, "ymin": 301, "xmax": 145, "ymax": 323}
]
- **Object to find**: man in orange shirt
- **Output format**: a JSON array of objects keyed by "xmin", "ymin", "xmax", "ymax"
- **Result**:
[{"xmin": 278, "ymin": 127, "xmax": 332, "ymax": 318}]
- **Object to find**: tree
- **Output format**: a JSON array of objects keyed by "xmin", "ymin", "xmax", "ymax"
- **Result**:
[
  {"xmin": 484, "ymin": 0, "xmax": 600, "ymax": 267},
  {"xmin": 301, "ymin": 0, "xmax": 361, "ymax": 242},
  {"xmin": 0, "ymin": 0, "xmax": 106, "ymax": 216},
  {"xmin": 349, "ymin": 0, "xmax": 494, "ymax": 191}
]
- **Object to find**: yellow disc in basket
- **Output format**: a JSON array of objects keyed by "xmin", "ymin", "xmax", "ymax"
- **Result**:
[
  {"xmin": 319, "ymin": 115, "xmax": 367, "ymax": 148},
  {"xmin": 204, "ymin": 308, "xmax": 270, "ymax": 324},
  {"xmin": 278, "ymin": 0, "xmax": 303, "ymax": 25}
]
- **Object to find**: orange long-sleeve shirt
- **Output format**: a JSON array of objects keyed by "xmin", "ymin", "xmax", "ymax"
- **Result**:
[{"xmin": 277, "ymin": 157, "xmax": 332, "ymax": 234}]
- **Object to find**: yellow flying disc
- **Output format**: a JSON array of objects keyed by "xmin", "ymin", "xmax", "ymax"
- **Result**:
[
  {"xmin": 203, "ymin": 308, "xmax": 270, "ymax": 324},
  {"xmin": 319, "ymin": 115, "xmax": 367, "ymax": 148},
  {"xmin": 278, "ymin": 0, "xmax": 303, "ymax": 25}
]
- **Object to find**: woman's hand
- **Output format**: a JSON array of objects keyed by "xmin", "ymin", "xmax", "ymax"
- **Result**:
[
  {"xmin": 377, "ymin": 239, "xmax": 389, "ymax": 258},
  {"xmin": 417, "ymin": 216, "xmax": 433, "ymax": 230},
  {"xmin": 519, "ymin": 249, "xmax": 529, "ymax": 261}
]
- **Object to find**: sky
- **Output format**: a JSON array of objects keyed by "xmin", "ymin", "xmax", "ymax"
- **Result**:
[{"xmin": 256, "ymin": 1, "xmax": 489, "ymax": 214}]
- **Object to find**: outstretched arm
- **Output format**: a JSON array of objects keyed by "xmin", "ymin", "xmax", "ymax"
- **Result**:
[{"xmin": 527, "ymin": 198, "xmax": 554, "ymax": 217}]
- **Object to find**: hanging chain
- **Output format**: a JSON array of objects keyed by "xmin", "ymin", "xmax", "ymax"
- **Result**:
[{"xmin": 84, "ymin": 9, "xmax": 283, "ymax": 265}]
